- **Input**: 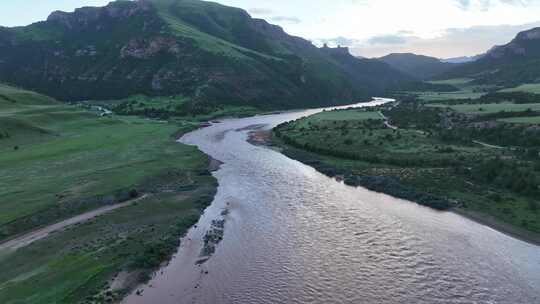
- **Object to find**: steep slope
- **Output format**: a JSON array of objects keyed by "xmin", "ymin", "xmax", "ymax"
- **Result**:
[
  {"xmin": 442, "ymin": 27, "xmax": 540, "ymax": 86},
  {"xmin": 0, "ymin": 0, "xmax": 414, "ymax": 113},
  {"xmin": 378, "ymin": 53, "xmax": 457, "ymax": 80}
]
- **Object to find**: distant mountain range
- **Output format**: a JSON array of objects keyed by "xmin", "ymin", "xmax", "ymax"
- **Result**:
[
  {"xmin": 0, "ymin": 0, "xmax": 415, "ymax": 112},
  {"xmin": 441, "ymin": 55, "xmax": 483, "ymax": 64},
  {"xmin": 378, "ymin": 53, "xmax": 457, "ymax": 80},
  {"xmin": 440, "ymin": 27, "xmax": 540, "ymax": 86}
]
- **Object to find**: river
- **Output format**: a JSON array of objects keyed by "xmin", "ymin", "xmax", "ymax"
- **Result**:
[{"xmin": 124, "ymin": 99, "xmax": 540, "ymax": 304}]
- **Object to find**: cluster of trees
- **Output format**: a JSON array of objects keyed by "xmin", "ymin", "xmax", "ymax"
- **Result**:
[
  {"xmin": 384, "ymin": 104, "xmax": 441, "ymax": 129},
  {"xmin": 275, "ymin": 128, "xmax": 459, "ymax": 168},
  {"xmin": 0, "ymin": 94, "xmax": 17, "ymax": 103},
  {"xmin": 427, "ymin": 92, "xmax": 540, "ymax": 106},
  {"xmin": 0, "ymin": 131, "xmax": 10, "ymax": 139},
  {"xmin": 468, "ymin": 158, "xmax": 539, "ymax": 197},
  {"xmin": 439, "ymin": 124, "xmax": 540, "ymax": 147},
  {"xmin": 480, "ymin": 92, "xmax": 540, "ymax": 104},
  {"xmin": 113, "ymin": 102, "xmax": 173, "ymax": 119}
]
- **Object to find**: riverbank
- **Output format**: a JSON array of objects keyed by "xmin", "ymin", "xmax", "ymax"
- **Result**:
[
  {"xmin": 276, "ymin": 143, "xmax": 540, "ymax": 246},
  {"xmin": 271, "ymin": 106, "xmax": 540, "ymax": 246}
]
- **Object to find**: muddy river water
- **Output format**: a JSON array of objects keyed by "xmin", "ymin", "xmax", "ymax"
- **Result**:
[{"xmin": 124, "ymin": 99, "xmax": 540, "ymax": 304}]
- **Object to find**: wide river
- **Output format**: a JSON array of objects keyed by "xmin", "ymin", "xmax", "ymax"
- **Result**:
[{"xmin": 125, "ymin": 99, "xmax": 540, "ymax": 304}]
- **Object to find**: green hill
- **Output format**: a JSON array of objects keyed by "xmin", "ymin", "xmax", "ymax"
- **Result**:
[
  {"xmin": 379, "ymin": 53, "xmax": 457, "ymax": 80},
  {"xmin": 0, "ymin": 0, "xmax": 414, "ymax": 113}
]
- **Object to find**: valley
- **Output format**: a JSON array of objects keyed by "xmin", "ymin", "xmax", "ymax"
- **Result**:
[{"xmin": 0, "ymin": 0, "xmax": 539, "ymax": 303}]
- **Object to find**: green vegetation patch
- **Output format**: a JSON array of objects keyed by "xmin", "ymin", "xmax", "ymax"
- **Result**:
[
  {"xmin": 306, "ymin": 109, "xmax": 382, "ymax": 122},
  {"xmin": 499, "ymin": 116, "xmax": 540, "ymax": 124},
  {"xmin": 0, "ymin": 187, "xmax": 216, "ymax": 304},
  {"xmin": 417, "ymin": 90, "xmax": 486, "ymax": 101},
  {"xmin": 500, "ymin": 83, "xmax": 540, "ymax": 94},
  {"xmin": 428, "ymin": 78, "xmax": 474, "ymax": 86},
  {"xmin": 427, "ymin": 102, "xmax": 540, "ymax": 114},
  {"xmin": 0, "ymin": 84, "xmax": 218, "ymax": 303}
]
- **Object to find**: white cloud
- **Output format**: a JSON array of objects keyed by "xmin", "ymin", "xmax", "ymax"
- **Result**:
[{"xmin": 347, "ymin": 21, "xmax": 540, "ymax": 58}]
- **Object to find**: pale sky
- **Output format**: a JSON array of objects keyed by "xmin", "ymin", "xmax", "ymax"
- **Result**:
[{"xmin": 1, "ymin": 0, "xmax": 540, "ymax": 58}]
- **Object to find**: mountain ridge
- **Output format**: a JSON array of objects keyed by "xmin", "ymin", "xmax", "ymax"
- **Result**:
[
  {"xmin": 440, "ymin": 27, "xmax": 540, "ymax": 86},
  {"xmin": 378, "ymin": 53, "xmax": 457, "ymax": 80},
  {"xmin": 0, "ymin": 0, "xmax": 414, "ymax": 113}
]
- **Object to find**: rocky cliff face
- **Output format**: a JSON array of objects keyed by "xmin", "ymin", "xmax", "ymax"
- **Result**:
[{"xmin": 485, "ymin": 27, "xmax": 540, "ymax": 59}]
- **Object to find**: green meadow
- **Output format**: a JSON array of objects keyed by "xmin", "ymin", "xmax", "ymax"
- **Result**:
[
  {"xmin": 0, "ymin": 84, "xmax": 217, "ymax": 303},
  {"xmin": 500, "ymin": 83, "xmax": 540, "ymax": 94},
  {"xmin": 499, "ymin": 116, "xmax": 540, "ymax": 124},
  {"xmin": 427, "ymin": 102, "xmax": 540, "ymax": 114}
]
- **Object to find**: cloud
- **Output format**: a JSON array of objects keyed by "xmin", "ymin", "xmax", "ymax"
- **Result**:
[
  {"xmin": 248, "ymin": 8, "xmax": 301, "ymax": 25},
  {"xmin": 454, "ymin": 0, "xmax": 537, "ymax": 10},
  {"xmin": 367, "ymin": 34, "xmax": 408, "ymax": 45},
  {"xmin": 333, "ymin": 21, "xmax": 540, "ymax": 58},
  {"xmin": 270, "ymin": 16, "xmax": 302, "ymax": 24},
  {"xmin": 248, "ymin": 8, "xmax": 273, "ymax": 15}
]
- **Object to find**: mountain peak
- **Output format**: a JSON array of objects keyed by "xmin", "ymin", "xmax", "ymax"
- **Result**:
[
  {"xmin": 378, "ymin": 52, "xmax": 455, "ymax": 80},
  {"xmin": 485, "ymin": 27, "xmax": 540, "ymax": 59},
  {"xmin": 321, "ymin": 44, "xmax": 350, "ymax": 56},
  {"xmin": 516, "ymin": 27, "xmax": 540, "ymax": 41}
]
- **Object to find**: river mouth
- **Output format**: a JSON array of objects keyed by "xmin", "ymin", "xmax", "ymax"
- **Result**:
[{"xmin": 124, "ymin": 99, "xmax": 540, "ymax": 304}]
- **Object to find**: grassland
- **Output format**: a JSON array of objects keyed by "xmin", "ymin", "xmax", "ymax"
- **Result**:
[
  {"xmin": 428, "ymin": 78, "xmax": 474, "ymax": 86},
  {"xmin": 427, "ymin": 102, "xmax": 540, "ymax": 114},
  {"xmin": 416, "ymin": 90, "xmax": 485, "ymax": 101},
  {"xmin": 500, "ymin": 83, "xmax": 540, "ymax": 94},
  {"xmin": 310, "ymin": 109, "xmax": 382, "ymax": 121},
  {"xmin": 499, "ymin": 116, "xmax": 540, "ymax": 124},
  {"xmin": 0, "ymin": 85, "xmax": 218, "ymax": 303},
  {"xmin": 413, "ymin": 78, "xmax": 492, "ymax": 102},
  {"xmin": 274, "ymin": 105, "xmax": 540, "ymax": 243}
]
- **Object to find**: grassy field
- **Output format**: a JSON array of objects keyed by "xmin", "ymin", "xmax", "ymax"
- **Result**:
[
  {"xmin": 300, "ymin": 109, "xmax": 382, "ymax": 124},
  {"xmin": 0, "ymin": 85, "xmax": 218, "ymax": 303},
  {"xmin": 427, "ymin": 102, "xmax": 540, "ymax": 114},
  {"xmin": 499, "ymin": 116, "xmax": 540, "ymax": 124},
  {"xmin": 417, "ymin": 91, "xmax": 485, "ymax": 101},
  {"xmin": 274, "ymin": 106, "xmax": 540, "ymax": 239},
  {"xmin": 500, "ymin": 83, "xmax": 540, "ymax": 94},
  {"xmin": 414, "ymin": 78, "xmax": 493, "ymax": 102},
  {"xmin": 277, "ymin": 109, "xmax": 491, "ymax": 167},
  {"xmin": 428, "ymin": 78, "xmax": 474, "ymax": 86}
]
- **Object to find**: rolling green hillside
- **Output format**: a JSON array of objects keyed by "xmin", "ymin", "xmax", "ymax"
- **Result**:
[{"xmin": 0, "ymin": 0, "xmax": 414, "ymax": 113}]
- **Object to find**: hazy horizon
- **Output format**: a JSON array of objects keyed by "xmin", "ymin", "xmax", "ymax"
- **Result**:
[{"xmin": 1, "ymin": 0, "xmax": 540, "ymax": 58}]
